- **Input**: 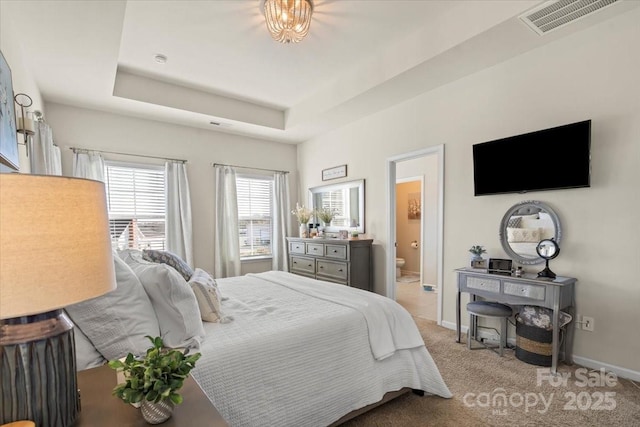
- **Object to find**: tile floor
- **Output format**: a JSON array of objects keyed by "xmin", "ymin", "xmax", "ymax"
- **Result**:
[{"xmin": 395, "ymin": 279, "xmax": 437, "ymax": 321}]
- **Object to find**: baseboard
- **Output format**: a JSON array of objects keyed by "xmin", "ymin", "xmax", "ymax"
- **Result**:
[
  {"xmin": 571, "ymin": 356, "xmax": 640, "ymax": 382},
  {"xmin": 440, "ymin": 321, "xmax": 640, "ymax": 381}
]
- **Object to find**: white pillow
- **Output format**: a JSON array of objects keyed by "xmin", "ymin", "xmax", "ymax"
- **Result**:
[
  {"xmin": 66, "ymin": 255, "xmax": 161, "ymax": 360},
  {"xmin": 70, "ymin": 317, "xmax": 106, "ymax": 371},
  {"xmin": 189, "ymin": 268, "xmax": 232, "ymax": 323},
  {"xmin": 521, "ymin": 218, "xmax": 555, "ymax": 240},
  {"xmin": 507, "ymin": 227, "xmax": 542, "ymax": 243},
  {"xmin": 126, "ymin": 257, "xmax": 205, "ymax": 349}
]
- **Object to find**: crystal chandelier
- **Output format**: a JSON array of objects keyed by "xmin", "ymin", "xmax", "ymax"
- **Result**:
[{"xmin": 262, "ymin": 0, "xmax": 314, "ymax": 44}]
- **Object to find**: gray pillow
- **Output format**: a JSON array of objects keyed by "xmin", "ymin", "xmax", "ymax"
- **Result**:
[
  {"xmin": 143, "ymin": 249, "xmax": 194, "ymax": 281},
  {"xmin": 66, "ymin": 255, "xmax": 161, "ymax": 360},
  {"xmin": 125, "ymin": 256, "xmax": 205, "ymax": 349}
]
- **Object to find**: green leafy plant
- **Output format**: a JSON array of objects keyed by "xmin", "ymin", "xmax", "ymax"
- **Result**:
[
  {"xmin": 468, "ymin": 245, "xmax": 487, "ymax": 256},
  {"xmin": 108, "ymin": 336, "xmax": 201, "ymax": 405}
]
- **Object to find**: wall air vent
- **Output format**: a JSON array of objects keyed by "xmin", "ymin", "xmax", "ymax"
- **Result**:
[{"xmin": 519, "ymin": 0, "xmax": 619, "ymax": 35}]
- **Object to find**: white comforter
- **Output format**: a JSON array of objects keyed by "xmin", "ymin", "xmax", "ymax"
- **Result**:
[{"xmin": 192, "ymin": 271, "xmax": 451, "ymax": 427}]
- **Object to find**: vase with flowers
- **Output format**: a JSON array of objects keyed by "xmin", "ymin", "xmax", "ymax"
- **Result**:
[
  {"xmin": 468, "ymin": 245, "xmax": 487, "ymax": 266},
  {"xmin": 315, "ymin": 208, "xmax": 336, "ymax": 236},
  {"xmin": 291, "ymin": 203, "xmax": 312, "ymax": 238}
]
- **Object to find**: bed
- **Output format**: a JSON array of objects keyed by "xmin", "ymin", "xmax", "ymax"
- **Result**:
[{"xmin": 68, "ymin": 251, "xmax": 451, "ymax": 427}]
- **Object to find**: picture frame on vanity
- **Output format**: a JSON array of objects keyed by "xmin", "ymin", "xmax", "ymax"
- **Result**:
[
  {"xmin": 338, "ymin": 230, "xmax": 348, "ymax": 239},
  {"xmin": 471, "ymin": 259, "xmax": 487, "ymax": 269}
]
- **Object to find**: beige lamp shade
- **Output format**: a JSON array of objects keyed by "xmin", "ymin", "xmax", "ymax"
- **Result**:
[{"xmin": 0, "ymin": 174, "xmax": 116, "ymax": 319}]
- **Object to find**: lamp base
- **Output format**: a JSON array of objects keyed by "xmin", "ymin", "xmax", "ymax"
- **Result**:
[{"xmin": 0, "ymin": 310, "xmax": 79, "ymax": 427}]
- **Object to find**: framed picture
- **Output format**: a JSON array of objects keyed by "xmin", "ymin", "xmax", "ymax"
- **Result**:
[
  {"xmin": 408, "ymin": 192, "xmax": 421, "ymax": 219},
  {"xmin": 338, "ymin": 230, "xmax": 348, "ymax": 239},
  {"xmin": 0, "ymin": 50, "xmax": 19, "ymax": 170},
  {"xmin": 322, "ymin": 164, "xmax": 347, "ymax": 181}
]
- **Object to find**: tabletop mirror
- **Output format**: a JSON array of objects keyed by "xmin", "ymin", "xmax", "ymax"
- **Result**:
[
  {"xmin": 308, "ymin": 179, "xmax": 365, "ymax": 234},
  {"xmin": 498, "ymin": 200, "xmax": 562, "ymax": 265}
]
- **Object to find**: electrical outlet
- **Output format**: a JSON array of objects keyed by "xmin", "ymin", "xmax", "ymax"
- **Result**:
[{"xmin": 583, "ymin": 316, "xmax": 595, "ymax": 332}]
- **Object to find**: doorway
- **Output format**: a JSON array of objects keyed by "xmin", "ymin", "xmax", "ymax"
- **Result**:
[{"xmin": 386, "ymin": 146, "xmax": 444, "ymax": 325}]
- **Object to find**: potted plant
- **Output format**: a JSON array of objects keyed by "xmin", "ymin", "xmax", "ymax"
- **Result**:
[
  {"xmin": 108, "ymin": 336, "xmax": 201, "ymax": 424},
  {"xmin": 291, "ymin": 203, "xmax": 312, "ymax": 237},
  {"xmin": 468, "ymin": 245, "xmax": 487, "ymax": 261}
]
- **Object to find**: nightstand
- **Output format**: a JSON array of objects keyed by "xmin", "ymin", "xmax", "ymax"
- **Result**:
[{"xmin": 74, "ymin": 365, "xmax": 228, "ymax": 426}]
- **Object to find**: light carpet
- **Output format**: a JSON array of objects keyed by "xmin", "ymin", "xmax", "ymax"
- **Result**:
[{"xmin": 342, "ymin": 318, "xmax": 640, "ymax": 426}]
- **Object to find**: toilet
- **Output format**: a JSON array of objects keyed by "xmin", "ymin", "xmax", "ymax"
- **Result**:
[{"xmin": 396, "ymin": 258, "xmax": 405, "ymax": 279}]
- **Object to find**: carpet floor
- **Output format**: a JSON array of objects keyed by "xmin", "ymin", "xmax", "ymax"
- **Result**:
[{"xmin": 341, "ymin": 318, "xmax": 640, "ymax": 426}]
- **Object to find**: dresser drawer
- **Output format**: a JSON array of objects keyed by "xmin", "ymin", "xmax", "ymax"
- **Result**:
[
  {"xmin": 465, "ymin": 276, "xmax": 500, "ymax": 293},
  {"xmin": 504, "ymin": 281, "xmax": 546, "ymax": 301},
  {"xmin": 305, "ymin": 243, "xmax": 324, "ymax": 256},
  {"xmin": 290, "ymin": 256, "xmax": 315, "ymax": 274},
  {"xmin": 324, "ymin": 244, "xmax": 347, "ymax": 260},
  {"xmin": 316, "ymin": 260, "xmax": 348, "ymax": 282},
  {"xmin": 289, "ymin": 241, "xmax": 305, "ymax": 254}
]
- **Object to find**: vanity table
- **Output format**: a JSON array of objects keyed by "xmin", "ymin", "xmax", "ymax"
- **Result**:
[{"xmin": 456, "ymin": 268, "xmax": 576, "ymax": 374}]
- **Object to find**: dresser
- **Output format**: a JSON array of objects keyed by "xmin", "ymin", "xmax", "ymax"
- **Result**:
[
  {"xmin": 455, "ymin": 268, "xmax": 576, "ymax": 374},
  {"xmin": 287, "ymin": 237, "xmax": 373, "ymax": 291}
]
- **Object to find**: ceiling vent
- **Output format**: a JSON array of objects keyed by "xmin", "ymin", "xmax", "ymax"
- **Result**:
[{"xmin": 519, "ymin": 0, "xmax": 619, "ymax": 35}]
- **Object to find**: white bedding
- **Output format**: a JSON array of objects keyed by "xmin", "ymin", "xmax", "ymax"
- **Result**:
[{"xmin": 191, "ymin": 271, "xmax": 451, "ymax": 427}]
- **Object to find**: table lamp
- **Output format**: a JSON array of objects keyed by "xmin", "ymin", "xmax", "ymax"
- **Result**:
[{"xmin": 0, "ymin": 174, "xmax": 116, "ymax": 427}]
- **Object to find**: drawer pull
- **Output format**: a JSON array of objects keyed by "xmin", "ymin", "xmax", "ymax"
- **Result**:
[
  {"xmin": 338, "ymin": 269, "xmax": 343, "ymax": 272},
  {"xmin": 313, "ymin": 248, "xmax": 318, "ymax": 251},
  {"xmin": 293, "ymin": 261, "xmax": 297, "ymax": 264},
  {"xmin": 319, "ymin": 265, "xmax": 324, "ymax": 269},
  {"xmin": 333, "ymin": 250, "xmax": 338, "ymax": 253},
  {"xmin": 308, "ymin": 264, "xmax": 312, "ymax": 267}
]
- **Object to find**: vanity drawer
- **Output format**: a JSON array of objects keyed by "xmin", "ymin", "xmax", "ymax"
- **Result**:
[
  {"xmin": 290, "ymin": 256, "xmax": 315, "ymax": 274},
  {"xmin": 465, "ymin": 276, "xmax": 500, "ymax": 293},
  {"xmin": 316, "ymin": 260, "xmax": 348, "ymax": 281},
  {"xmin": 324, "ymin": 244, "xmax": 347, "ymax": 260},
  {"xmin": 504, "ymin": 281, "xmax": 546, "ymax": 301},
  {"xmin": 305, "ymin": 243, "xmax": 324, "ymax": 256},
  {"xmin": 289, "ymin": 241, "xmax": 305, "ymax": 254}
]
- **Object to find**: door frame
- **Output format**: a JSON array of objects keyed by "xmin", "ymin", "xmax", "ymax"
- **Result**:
[{"xmin": 386, "ymin": 145, "xmax": 444, "ymax": 325}]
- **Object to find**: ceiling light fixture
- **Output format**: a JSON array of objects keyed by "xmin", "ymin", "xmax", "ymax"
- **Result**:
[
  {"xmin": 261, "ymin": 0, "xmax": 314, "ymax": 44},
  {"xmin": 154, "ymin": 54, "xmax": 168, "ymax": 64}
]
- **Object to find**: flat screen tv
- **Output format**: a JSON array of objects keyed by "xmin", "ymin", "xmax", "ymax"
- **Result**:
[{"xmin": 473, "ymin": 120, "xmax": 591, "ymax": 196}]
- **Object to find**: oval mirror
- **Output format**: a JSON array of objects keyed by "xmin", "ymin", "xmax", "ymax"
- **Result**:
[{"xmin": 498, "ymin": 200, "xmax": 562, "ymax": 265}]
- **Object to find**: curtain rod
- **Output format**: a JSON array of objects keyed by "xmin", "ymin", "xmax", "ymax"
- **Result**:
[
  {"xmin": 68, "ymin": 146, "xmax": 187, "ymax": 163},
  {"xmin": 211, "ymin": 162, "xmax": 289, "ymax": 174}
]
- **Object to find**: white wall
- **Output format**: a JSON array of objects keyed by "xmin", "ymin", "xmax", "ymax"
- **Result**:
[
  {"xmin": 298, "ymin": 10, "xmax": 640, "ymax": 372},
  {"xmin": 46, "ymin": 103, "xmax": 298, "ymax": 275}
]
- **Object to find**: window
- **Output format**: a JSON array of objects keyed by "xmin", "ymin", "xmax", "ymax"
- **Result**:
[
  {"xmin": 104, "ymin": 161, "xmax": 166, "ymax": 250},
  {"xmin": 236, "ymin": 174, "xmax": 273, "ymax": 258}
]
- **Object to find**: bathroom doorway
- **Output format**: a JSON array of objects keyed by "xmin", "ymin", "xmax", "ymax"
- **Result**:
[{"xmin": 386, "ymin": 146, "xmax": 443, "ymax": 324}]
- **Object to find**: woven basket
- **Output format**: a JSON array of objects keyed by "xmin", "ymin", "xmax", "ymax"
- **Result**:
[{"xmin": 515, "ymin": 316, "xmax": 553, "ymax": 367}]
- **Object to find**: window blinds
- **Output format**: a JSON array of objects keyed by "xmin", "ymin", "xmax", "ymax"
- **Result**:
[
  {"xmin": 236, "ymin": 175, "xmax": 273, "ymax": 257},
  {"xmin": 104, "ymin": 162, "xmax": 166, "ymax": 250}
]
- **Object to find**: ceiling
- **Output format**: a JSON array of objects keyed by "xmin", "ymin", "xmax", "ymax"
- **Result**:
[{"xmin": 2, "ymin": 0, "xmax": 638, "ymax": 144}]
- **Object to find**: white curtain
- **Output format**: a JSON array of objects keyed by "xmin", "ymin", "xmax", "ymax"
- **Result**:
[
  {"xmin": 73, "ymin": 150, "xmax": 105, "ymax": 182},
  {"xmin": 165, "ymin": 161, "xmax": 193, "ymax": 267},
  {"xmin": 272, "ymin": 172, "xmax": 291, "ymax": 271},
  {"xmin": 213, "ymin": 165, "xmax": 241, "ymax": 278},
  {"xmin": 29, "ymin": 122, "xmax": 61, "ymax": 175}
]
